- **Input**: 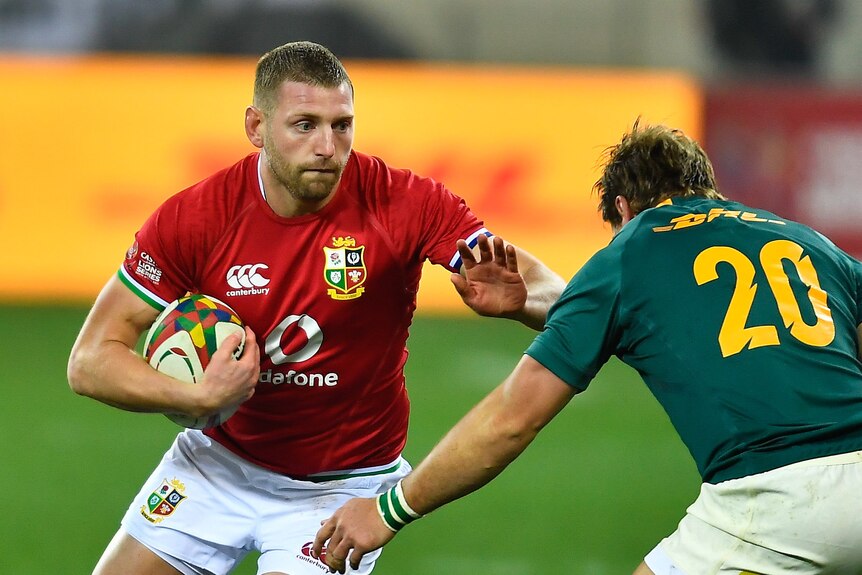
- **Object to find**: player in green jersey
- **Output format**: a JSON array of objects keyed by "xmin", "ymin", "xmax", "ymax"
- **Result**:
[{"xmin": 312, "ymin": 120, "xmax": 862, "ymax": 574}]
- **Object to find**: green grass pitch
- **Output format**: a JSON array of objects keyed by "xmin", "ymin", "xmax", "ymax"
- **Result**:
[{"xmin": 0, "ymin": 304, "xmax": 699, "ymax": 574}]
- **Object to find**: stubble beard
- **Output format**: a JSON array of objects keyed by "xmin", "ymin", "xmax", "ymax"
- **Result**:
[{"xmin": 263, "ymin": 140, "xmax": 345, "ymax": 204}]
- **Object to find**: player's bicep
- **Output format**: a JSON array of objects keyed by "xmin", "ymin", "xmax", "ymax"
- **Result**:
[{"xmin": 73, "ymin": 274, "xmax": 161, "ymax": 353}]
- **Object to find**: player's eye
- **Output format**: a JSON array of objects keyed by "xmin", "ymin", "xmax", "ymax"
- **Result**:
[
  {"xmin": 334, "ymin": 120, "xmax": 352, "ymax": 133},
  {"xmin": 296, "ymin": 121, "xmax": 314, "ymax": 132}
]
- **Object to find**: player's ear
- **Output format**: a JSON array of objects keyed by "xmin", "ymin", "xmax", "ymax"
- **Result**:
[
  {"xmin": 615, "ymin": 195, "xmax": 635, "ymax": 227},
  {"xmin": 245, "ymin": 105, "xmax": 265, "ymax": 148}
]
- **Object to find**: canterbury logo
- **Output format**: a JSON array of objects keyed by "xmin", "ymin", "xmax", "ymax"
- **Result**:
[{"xmin": 226, "ymin": 264, "xmax": 270, "ymax": 289}]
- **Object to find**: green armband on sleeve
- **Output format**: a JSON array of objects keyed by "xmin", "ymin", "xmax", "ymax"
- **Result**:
[{"xmin": 376, "ymin": 480, "xmax": 422, "ymax": 532}]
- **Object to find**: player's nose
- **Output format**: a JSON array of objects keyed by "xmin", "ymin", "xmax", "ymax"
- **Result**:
[{"xmin": 314, "ymin": 127, "xmax": 335, "ymax": 158}]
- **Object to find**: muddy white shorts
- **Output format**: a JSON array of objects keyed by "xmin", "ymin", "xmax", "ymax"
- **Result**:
[
  {"xmin": 644, "ymin": 450, "xmax": 862, "ymax": 575},
  {"xmin": 120, "ymin": 429, "xmax": 410, "ymax": 575}
]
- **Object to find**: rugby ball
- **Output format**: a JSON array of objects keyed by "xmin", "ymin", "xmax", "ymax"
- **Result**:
[{"xmin": 144, "ymin": 294, "xmax": 246, "ymax": 429}]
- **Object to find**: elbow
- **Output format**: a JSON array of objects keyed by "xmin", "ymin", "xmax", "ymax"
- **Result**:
[
  {"xmin": 67, "ymin": 349, "xmax": 94, "ymax": 397},
  {"xmin": 67, "ymin": 359, "xmax": 86, "ymax": 396}
]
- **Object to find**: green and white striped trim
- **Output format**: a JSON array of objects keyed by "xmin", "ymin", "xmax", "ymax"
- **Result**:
[
  {"xmin": 117, "ymin": 267, "xmax": 168, "ymax": 311},
  {"xmin": 298, "ymin": 460, "xmax": 403, "ymax": 482},
  {"xmin": 376, "ymin": 480, "xmax": 422, "ymax": 532}
]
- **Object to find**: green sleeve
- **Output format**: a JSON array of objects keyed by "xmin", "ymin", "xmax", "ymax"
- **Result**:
[{"xmin": 526, "ymin": 245, "xmax": 622, "ymax": 391}]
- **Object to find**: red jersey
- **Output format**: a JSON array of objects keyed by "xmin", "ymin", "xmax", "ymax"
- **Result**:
[{"xmin": 119, "ymin": 151, "xmax": 487, "ymax": 476}]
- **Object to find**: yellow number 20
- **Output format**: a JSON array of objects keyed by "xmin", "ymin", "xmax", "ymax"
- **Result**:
[{"xmin": 693, "ymin": 240, "xmax": 835, "ymax": 358}]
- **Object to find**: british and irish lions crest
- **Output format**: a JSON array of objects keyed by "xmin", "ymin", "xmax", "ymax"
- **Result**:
[
  {"xmin": 140, "ymin": 478, "xmax": 187, "ymax": 523},
  {"xmin": 324, "ymin": 236, "xmax": 366, "ymax": 300}
]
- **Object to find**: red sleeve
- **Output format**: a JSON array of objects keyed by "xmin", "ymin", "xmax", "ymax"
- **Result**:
[
  {"xmin": 118, "ymin": 154, "xmax": 258, "ymax": 309},
  {"xmin": 119, "ymin": 192, "xmax": 200, "ymax": 309},
  {"xmin": 355, "ymin": 153, "xmax": 489, "ymax": 271},
  {"xmin": 415, "ymin": 173, "xmax": 488, "ymax": 270}
]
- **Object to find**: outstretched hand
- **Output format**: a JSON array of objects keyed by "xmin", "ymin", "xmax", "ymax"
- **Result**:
[
  {"xmin": 313, "ymin": 497, "xmax": 397, "ymax": 573},
  {"xmin": 451, "ymin": 235, "xmax": 527, "ymax": 319}
]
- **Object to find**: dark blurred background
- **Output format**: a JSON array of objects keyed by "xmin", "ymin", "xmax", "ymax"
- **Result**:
[{"xmin": 0, "ymin": 0, "xmax": 857, "ymax": 79}]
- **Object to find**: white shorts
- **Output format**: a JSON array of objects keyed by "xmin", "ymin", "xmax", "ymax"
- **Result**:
[
  {"xmin": 644, "ymin": 450, "xmax": 862, "ymax": 575},
  {"xmin": 121, "ymin": 430, "xmax": 410, "ymax": 575}
]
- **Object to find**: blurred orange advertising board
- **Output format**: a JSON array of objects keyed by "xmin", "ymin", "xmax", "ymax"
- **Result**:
[{"xmin": 0, "ymin": 55, "xmax": 701, "ymax": 311}]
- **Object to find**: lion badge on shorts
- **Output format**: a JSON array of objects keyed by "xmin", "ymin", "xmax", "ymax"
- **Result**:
[{"xmin": 140, "ymin": 478, "xmax": 187, "ymax": 523}]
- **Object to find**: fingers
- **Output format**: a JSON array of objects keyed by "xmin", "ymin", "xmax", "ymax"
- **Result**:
[
  {"xmin": 313, "ymin": 497, "xmax": 398, "ymax": 573},
  {"xmin": 323, "ymin": 541, "xmax": 352, "ymax": 574},
  {"xmin": 489, "ymin": 236, "xmax": 504, "ymax": 267},
  {"xmin": 325, "ymin": 550, "xmax": 346, "ymax": 574},
  {"xmin": 215, "ymin": 327, "xmax": 259, "ymax": 361},
  {"xmin": 477, "ymin": 234, "xmax": 494, "ymax": 265},
  {"xmin": 463, "ymin": 235, "xmax": 516, "ymax": 271},
  {"xmin": 314, "ymin": 515, "xmax": 369, "ymax": 574},
  {"xmin": 213, "ymin": 331, "xmax": 244, "ymax": 360},
  {"xmin": 450, "ymin": 272, "xmax": 468, "ymax": 297},
  {"xmin": 312, "ymin": 520, "xmax": 334, "ymax": 563},
  {"xmin": 242, "ymin": 326, "xmax": 257, "ymax": 352},
  {"xmin": 505, "ymin": 242, "xmax": 519, "ymax": 273},
  {"xmin": 315, "ymin": 516, "xmax": 349, "ymax": 573},
  {"xmin": 488, "ymin": 236, "xmax": 519, "ymax": 273},
  {"xmin": 321, "ymin": 528, "xmax": 361, "ymax": 573},
  {"xmin": 201, "ymin": 327, "xmax": 259, "ymax": 407},
  {"xmin": 324, "ymin": 544, "xmax": 365, "ymax": 574},
  {"xmin": 239, "ymin": 327, "xmax": 259, "ymax": 365},
  {"xmin": 456, "ymin": 239, "xmax": 476, "ymax": 269}
]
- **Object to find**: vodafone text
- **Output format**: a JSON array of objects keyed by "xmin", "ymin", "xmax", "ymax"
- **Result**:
[{"xmin": 258, "ymin": 369, "xmax": 339, "ymax": 386}]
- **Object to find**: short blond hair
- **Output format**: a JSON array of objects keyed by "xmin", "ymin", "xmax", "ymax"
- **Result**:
[{"xmin": 253, "ymin": 41, "xmax": 353, "ymax": 113}]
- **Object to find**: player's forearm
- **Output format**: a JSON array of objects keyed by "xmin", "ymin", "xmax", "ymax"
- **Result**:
[
  {"xmin": 398, "ymin": 356, "xmax": 574, "ymax": 518},
  {"xmin": 400, "ymin": 384, "xmax": 539, "ymax": 515},
  {"xmin": 515, "ymin": 262, "xmax": 566, "ymax": 331},
  {"xmin": 67, "ymin": 339, "xmax": 207, "ymax": 416}
]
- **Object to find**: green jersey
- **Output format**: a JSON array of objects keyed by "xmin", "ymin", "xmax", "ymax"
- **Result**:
[{"xmin": 527, "ymin": 197, "xmax": 862, "ymax": 483}]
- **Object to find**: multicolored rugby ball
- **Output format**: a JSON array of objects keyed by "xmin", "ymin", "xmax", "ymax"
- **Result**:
[{"xmin": 144, "ymin": 294, "xmax": 246, "ymax": 429}]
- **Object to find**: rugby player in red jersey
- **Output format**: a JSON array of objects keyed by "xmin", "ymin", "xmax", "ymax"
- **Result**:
[{"xmin": 67, "ymin": 41, "xmax": 564, "ymax": 575}]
